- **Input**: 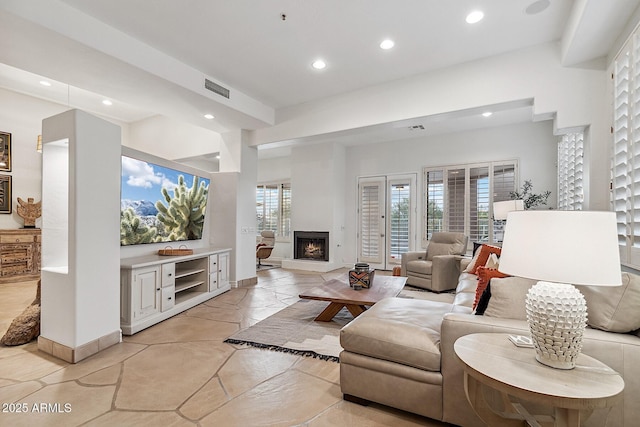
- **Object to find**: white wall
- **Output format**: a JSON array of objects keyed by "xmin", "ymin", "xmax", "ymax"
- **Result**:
[
  {"xmin": 126, "ymin": 115, "xmax": 221, "ymax": 160},
  {"xmin": 289, "ymin": 143, "xmax": 346, "ymax": 266},
  {"xmin": 256, "ymin": 156, "xmax": 291, "ymax": 183}
]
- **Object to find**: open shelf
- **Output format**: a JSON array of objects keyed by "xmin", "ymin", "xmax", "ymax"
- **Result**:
[
  {"xmin": 175, "ymin": 268, "xmax": 206, "ymax": 279},
  {"xmin": 175, "ymin": 291, "xmax": 207, "ymax": 305},
  {"xmin": 175, "ymin": 279, "xmax": 206, "ymax": 293}
]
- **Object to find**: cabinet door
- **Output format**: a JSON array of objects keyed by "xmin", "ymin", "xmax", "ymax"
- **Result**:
[
  {"xmin": 218, "ymin": 252, "xmax": 229, "ymax": 288},
  {"xmin": 133, "ymin": 266, "xmax": 161, "ymax": 319}
]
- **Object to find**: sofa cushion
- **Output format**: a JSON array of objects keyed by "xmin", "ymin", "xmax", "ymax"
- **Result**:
[
  {"xmin": 340, "ymin": 298, "xmax": 454, "ymax": 371},
  {"xmin": 578, "ymin": 272, "xmax": 640, "ymax": 333},
  {"xmin": 406, "ymin": 259, "xmax": 432, "ymax": 275},
  {"xmin": 483, "ymin": 277, "xmax": 536, "ymax": 319},
  {"xmin": 473, "ymin": 267, "xmax": 510, "ymax": 309}
]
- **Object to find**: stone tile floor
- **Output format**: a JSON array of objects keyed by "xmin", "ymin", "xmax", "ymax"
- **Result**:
[{"xmin": 0, "ymin": 268, "xmax": 451, "ymax": 426}]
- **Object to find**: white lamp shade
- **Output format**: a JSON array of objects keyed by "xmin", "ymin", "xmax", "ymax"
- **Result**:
[
  {"xmin": 493, "ymin": 200, "xmax": 524, "ymax": 220},
  {"xmin": 499, "ymin": 211, "xmax": 621, "ymax": 286}
]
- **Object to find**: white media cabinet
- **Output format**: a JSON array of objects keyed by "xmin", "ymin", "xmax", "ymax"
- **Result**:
[{"xmin": 120, "ymin": 247, "xmax": 231, "ymax": 335}]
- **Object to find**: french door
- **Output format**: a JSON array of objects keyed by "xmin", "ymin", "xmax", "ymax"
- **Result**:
[{"xmin": 357, "ymin": 174, "xmax": 416, "ymax": 270}]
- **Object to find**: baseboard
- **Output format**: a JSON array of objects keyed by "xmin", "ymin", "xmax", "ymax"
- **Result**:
[
  {"xmin": 38, "ymin": 330, "xmax": 121, "ymax": 363},
  {"xmin": 236, "ymin": 276, "xmax": 258, "ymax": 287}
]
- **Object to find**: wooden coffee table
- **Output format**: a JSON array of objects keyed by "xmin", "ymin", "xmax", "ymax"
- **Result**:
[{"xmin": 298, "ymin": 274, "xmax": 407, "ymax": 321}]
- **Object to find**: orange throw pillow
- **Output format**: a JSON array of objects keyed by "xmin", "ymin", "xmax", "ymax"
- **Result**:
[
  {"xmin": 473, "ymin": 266, "xmax": 510, "ymax": 310},
  {"xmin": 470, "ymin": 244, "xmax": 502, "ymax": 275}
]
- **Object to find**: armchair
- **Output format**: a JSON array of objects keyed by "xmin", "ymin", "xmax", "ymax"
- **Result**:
[
  {"xmin": 256, "ymin": 230, "xmax": 275, "ymax": 267},
  {"xmin": 400, "ymin": 232, "xmax": 468, "ymax": 292}
]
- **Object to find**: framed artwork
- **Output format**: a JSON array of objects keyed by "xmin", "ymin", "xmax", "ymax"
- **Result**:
[
  {"xmin": 0, "ymin": 174, "xmax": 11, "ymax": 214},
  {"xmin": 0, "ymin": 131, "xmax": 11, "ymax": 172}
]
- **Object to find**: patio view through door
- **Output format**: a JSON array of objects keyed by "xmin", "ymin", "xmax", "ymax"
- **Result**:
[{"xmin": 357, "ymin": 174, "xmax": 416, "ymax": 270}]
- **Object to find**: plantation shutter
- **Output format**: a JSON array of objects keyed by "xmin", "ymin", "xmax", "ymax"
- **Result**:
[
  {"xmin": 447, "ymin": 168, "xmax": 466, "ymax": 234},
  {"xmin": 256, "ymin": 184, "xmax": 278, "ymax": 233},
  {"xmin": 358, "ymin": 177, "xmax": 384, "ymax": 264},
  {"xmin": 388, "ymin": 180, "xmax": 411, "ymax": 262},
  {"xmin": 280, "ymin": 183, "xmax": 291, "ymax": 237},
  {"xmin": 558, "ymin": 132, "xmax": 584, "ymax": 211},
  {"xmin": 469, "ymin": 167, "xmax": 489, "ymax": 243},
  {"xmin": 424, "ymin": 169, "xmax": 444, "ymax": 242},
  {"xmin": 423, "ymin": 161, "xmax": 517, "ymax": 247},
  {"xmin": 491, "ymin": 163, "xmax": 517, "ymax": 242},
  {"xmin": 613, "ymin": 29, "xmax": 640, "ymax": 268}
]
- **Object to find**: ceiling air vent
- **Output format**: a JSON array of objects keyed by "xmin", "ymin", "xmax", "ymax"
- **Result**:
[
  {"xmin": 409, "ymin": 125, "xmax": 425, "ymax": 131},
  {"xmin": 204, "ymin": 78, "xmax": 230, "ymax": 99}
]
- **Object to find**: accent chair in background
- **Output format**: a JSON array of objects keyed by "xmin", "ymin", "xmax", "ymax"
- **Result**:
[
  {"xmin": 256, "ymin": 230, "xmax": 275, "ymax": 267},
  {"xmin": 400, "ymin": 232, "xmax": 468, "ymax": 292}
]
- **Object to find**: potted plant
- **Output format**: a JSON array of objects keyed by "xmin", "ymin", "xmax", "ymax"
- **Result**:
[{"xmin": 510, "ymin": 180, "xmax": 551, "ymax": 209}]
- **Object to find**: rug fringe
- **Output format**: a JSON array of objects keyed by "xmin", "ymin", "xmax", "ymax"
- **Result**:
[{"xmin": 224, "ymin": 338, "xmax": 340, "ymax": 363}]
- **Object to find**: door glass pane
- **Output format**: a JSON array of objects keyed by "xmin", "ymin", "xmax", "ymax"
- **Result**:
[{"xmin": 389, "ymin": 182, "xmax": 410, "ymax": 262}]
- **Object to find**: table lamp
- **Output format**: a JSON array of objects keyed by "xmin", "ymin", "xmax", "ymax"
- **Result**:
[
  {"xmin": 498, "ymin": 210, "xmax": 621, "ymax": 369},
  {"xmin": 493, "ymin": 199, "xmax": 524, "ymax": 220}
]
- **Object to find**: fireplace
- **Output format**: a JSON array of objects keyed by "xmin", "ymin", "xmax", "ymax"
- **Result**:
[{"xmin": 294, "ymin": 231, "xmax": 329, "ymax": 262}]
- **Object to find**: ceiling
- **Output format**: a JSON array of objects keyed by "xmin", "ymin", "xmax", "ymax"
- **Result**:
[{"xmin": 1, "ymin": 0, "xmax": 639, "ymax": 152}]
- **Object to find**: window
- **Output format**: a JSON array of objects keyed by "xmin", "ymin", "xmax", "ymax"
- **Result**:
[
  {"xmin": 557, "ymin": 132, "xmax": 584, "ymax": 211},
  {"xmin": 256, "ymin": 182, "xmax": 291, "ymax": 238},
  {"xmin": 613, "ymin": 29, "xmax": 640, "ymax": 268},
  {"xmin": 423, "ymin": 161, "xmax": 517, "ymax": 245}
]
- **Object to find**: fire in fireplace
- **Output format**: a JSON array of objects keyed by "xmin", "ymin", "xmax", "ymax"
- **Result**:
[{"xmin": 294, "ymin": 231, "xmax": 329, "ymax": 262}]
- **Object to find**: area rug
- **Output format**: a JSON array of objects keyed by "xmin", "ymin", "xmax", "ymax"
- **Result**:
[
  {"xmin": 224, "ymin": 299, "xmax": 348, "ymax": 362},
  {"xmin": 223, "ymin": 287, "xmax": 453, "ymax": 363}
]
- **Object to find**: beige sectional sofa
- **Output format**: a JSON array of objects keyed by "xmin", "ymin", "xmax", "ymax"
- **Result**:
[{"xmin": 340, "ymin": 260, "xmax": 640, "ymax": 426}]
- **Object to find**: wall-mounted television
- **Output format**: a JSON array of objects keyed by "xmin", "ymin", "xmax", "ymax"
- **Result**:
[{"xmin": 120, "ymin": 154, "xmax": 210, "ymax": 246}]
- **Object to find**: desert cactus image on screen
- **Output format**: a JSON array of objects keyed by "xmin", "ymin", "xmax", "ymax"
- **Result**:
[
  {"xmin": 120, "ymin": 207, "xmax": 158, "ymax": 245},
  {"xmin": 120, "ymin": 155, "xmax": 210, "ymax": 246},
  {"xmin": 155, "ymin": 175, "xmax": 208, "ymax": 241}
]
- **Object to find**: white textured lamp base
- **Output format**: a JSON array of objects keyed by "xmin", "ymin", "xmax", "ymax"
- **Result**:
[{"xmin": 525, "ymin": 281, "xmax": 587, "ymax": 370}]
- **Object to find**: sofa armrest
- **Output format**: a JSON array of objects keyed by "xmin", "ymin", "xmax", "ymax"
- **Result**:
[
  {"xmin": 430, "ymin": 255, "xmax": 461, "ymax": 292},
  {"xmin": 400, "ymin": 251, "xmax": 427, "ymax": 275}
]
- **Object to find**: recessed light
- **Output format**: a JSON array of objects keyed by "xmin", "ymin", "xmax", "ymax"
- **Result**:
[
  {"xmin": 466, "ymin": 10, "xmax": 484, "ymax": 24},
  {"xmin": 39, "ymin": 80, "xmax": 52, "ymax": 87},
  {"xmin": 102, "ymin": 99, "xmax": 113, "ymax": 106},
  {"xmin": 380, "ymin": 39, "xmax": 395, "ymax": 50},
  {"xmin": 204, "ymin": 114, "xmax": 215, "ymax": 120},
  {"xmin": 312, "ymin": 59, "xmax": 326, "ymax": 70},
  {"xmin": 482, "ymin": 111, "xmax": 493, "ymax": 117}
]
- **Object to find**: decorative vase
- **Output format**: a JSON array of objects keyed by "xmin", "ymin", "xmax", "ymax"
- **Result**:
[
  {"xmin": 349, "ymin": 263, "xmax": 375, "ymax": 289},
  {"xmin": 525, "ymin": 281, "xmax": 587, "ymax": 369}
]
